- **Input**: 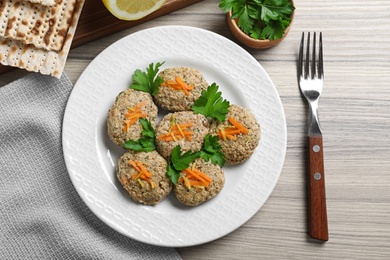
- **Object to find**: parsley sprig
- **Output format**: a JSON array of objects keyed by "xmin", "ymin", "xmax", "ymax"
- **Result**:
[
  {"xmin": 191, "ymin": 83, "xmax": 230, "ymax": 122},
  {"xmin": 166, "ymin": 135, "xmax": 226, "ymax": 184},
  {"xmin": 123, "ymin": 118, "xmax": 156, "ymax": 152},
  {"xmin": 167, "ymin": 146, "xmax": 200, "ymax": 184},
  {"xmin": 200, "ymin": 135, "xmax": 226, "ymax": 167},
  {"xmin": 219, "ymin": 0, "xmax": 295, "ymax": 40},
  {"xmin": 129, "ymin": 62, "xmax": 164, "ymax": 96}
]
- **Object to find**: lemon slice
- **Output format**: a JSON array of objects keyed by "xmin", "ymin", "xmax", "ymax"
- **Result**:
[{"xmin": 102, "ymin": 0, "xmax": 166, "ymax": 21}]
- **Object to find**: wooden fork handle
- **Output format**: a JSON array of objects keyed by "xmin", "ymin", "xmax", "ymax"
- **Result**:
[{"xmin": 307, "ymin": 135, "xmax": 329, "ymax": 241}]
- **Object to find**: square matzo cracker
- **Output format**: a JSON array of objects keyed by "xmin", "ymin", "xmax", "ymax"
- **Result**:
[
  {"xmin": 24, "ymin": 0, "xmax": 56, "ymax": 7},
  {"xmin": 0, "ymin": 0, "xmax": 85, "ymax": 78}
]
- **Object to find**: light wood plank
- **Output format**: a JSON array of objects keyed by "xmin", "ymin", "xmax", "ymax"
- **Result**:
[{"xmin": 1, "ymin": 0, "xmax": 390, "ymax": 259}]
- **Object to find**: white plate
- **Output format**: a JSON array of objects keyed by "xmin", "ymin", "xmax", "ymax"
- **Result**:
[{"xmin": 62, "ymin": 26, "xmax": 287, "ymax": 247}]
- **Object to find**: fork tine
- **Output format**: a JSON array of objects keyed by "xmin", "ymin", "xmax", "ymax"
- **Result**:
[
  {"xmin": 311, "ymin": 32, "xmax": 316, "ymax": 79},
  {"xmin": 305, "ymin": 32, "xmax": 310, "ymax": 79},
  {"xmin": 298, "ymin": 32, "xmax": 304, "ymax": 79},
  {"xmin": 318, "ymin": 32, "xmax": 324, "ymax": 78}
]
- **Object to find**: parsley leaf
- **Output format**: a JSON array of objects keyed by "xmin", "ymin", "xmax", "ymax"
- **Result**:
[
  {"xmin": 123, "ymin": 118, "xmax": 156, "ymax": 152},
  {"xmin": 218, "ymin": 0, "xmax": 237, "ymax": 12},
  {"xmin": 192, "ymin": 83, "xmax": 230, "ymax": 122},
  {"xmin": 219, "ymin": 0, "xmax": 294, "ymax": 40},
  {"xmin": 167, "ymin": 163, "xmax": 180, "ymax": 185},
  {"xmin": 250, "ymin": 23, "xmax": 263, "ymax": 39},
  {"xmin": 129, "ymin": 62, "xmax": 164, "ymax": 96},
  {"xmin": 166, "ymin": 135, "xmax": 227, "ymax": 183},
  {"xmin": 167, "ymin": 146, "xmax": 201, "ymax": 184},
  {"xmin": 237, "ymin": 6, "xmax": 253, "ymax": 34},
  {"xmin": 171, "ymin": 146, "xmax": 201, "ymax": 171},
  {"xmin": 200, "ymin": 135, "xmax": 226, "ymax": 167},
  {"xmin": 139, "ymin": 118, "xmax": 155, "ymax": 138},
  {"xmin": 260, "ymin": 1, "xmax": 280, "ymax": 22}
]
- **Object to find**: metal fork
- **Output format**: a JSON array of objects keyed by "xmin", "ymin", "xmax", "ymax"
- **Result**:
[{"xmin": 298, "ymin": 32, "xmax": 329, "ymax": 241}]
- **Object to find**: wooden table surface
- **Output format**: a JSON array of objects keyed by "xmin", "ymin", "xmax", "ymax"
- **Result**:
[{"xmin": 2, "ymin": 0, "xmax": 390, "ymax": 259}]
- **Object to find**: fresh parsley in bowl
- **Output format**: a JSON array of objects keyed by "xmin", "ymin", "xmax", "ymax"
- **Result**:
[{"xmin": 219, "ymin": 0, "xmax": 295, "ymax": 49}]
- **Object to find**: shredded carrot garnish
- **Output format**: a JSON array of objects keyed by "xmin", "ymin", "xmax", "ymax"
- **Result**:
[
  {"xmin": 160, "ymin": 77, "xmax": 193, "ymax": 95},
  {"xmin": 178, "ymin": 168, "xmax": 212, "ymax": 190},
  {"xmin": 158, "ymin": 116, "xmax": 194, "ymax": 142},
  {"xmin": 129, "ymin": 159, "xmax": 156, "ymax": 189},
  {"xmin": 217, "ymin": 116, "xmax": 249, "ymax": 141},
  {"xmin": 228, "ymin": 116, "xmax": 249, "ymax": 134},
  {"xmin": 122, "ymin": 101, "xmax": 148, "ymax": 132}
]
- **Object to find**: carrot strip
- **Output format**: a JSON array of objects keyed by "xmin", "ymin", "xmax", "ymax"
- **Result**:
[
  {"xmin": 123, "ymin": 101, "xmax": 148, "ymax": 132},
  {"xmin": 168, "ymin": 130, "xmax": 193, "ymax": 136},
  {"xmin": 129, "ymin": 117, "xmax": 139, "ymax": 126},
  {"xmin": 123, "ymin": 121, "xmax": 130, "ymax": 132},
  {"xmin": 129, "ymin": 160, "xmax": 155, "ymax": 189},
  {"xmin": 131, "ymin": 172, "xmax": 142, "ymax": 180},
  {"xmin": 228, "ymin": 116, "xmax": 249, "ymax": 134},
  {"xmin": 189, "ymin": 180, "xmax": 206, "ymax": 186},
  {"xmin": 158, "ymin": 130, "xmax": 193, "ymax": 138},
  {"xmin": 225, "ymin": 134, "xmax": 237, "ymax": 140},
  {"xmin": 217, "ymin": 116, "xmax": 250, "ymax": 140},
  {"xmin": 218, "ymin": 129, "xmax": 239, "ymax": 140},
  {"xmin": 161, "ymin": 136, "xmax": 174, "ymax": 142},
  {"xmin": 222, "ymin": 129, "xmax": 242, "ymax": 135},
  {"xmin": 161, "ymin": 77, "xmax": 193, "ymax": 95},
  {"xmin": 218, "ymin": 129, "xmax": 226, "ymax": 140},
  {"xmin": 178, "ymin": 177, "xmax": 205, "ymax": 189},
  {"xmin": 183, "ymin": 169, "xmax": 209, "ymax": 186},
  {"xmin": 192, "ymin": 168, "xmax": 212, "ymax": 182},
  {"xmin": 125, "ymin": 112, "xmax": 147, "ymax": 119},
  {"xmin": 180, "ymin": 167, "xmax": 213, "ymax": 189},
  {"xmin": 176, "ymin": 77, "xmax": 194, "ymax": 90},
  {"xmin": 136, "ymin": 161, "xmax": 152, "ymax": 178},
  {"xmin": 162, "ymin": 79, "xmax": 176, "ymax": 85},
  {"xmin": 129, "ymin": 160, "xmax": 141, "ymax": 172},
  {"xmin": 182, "ymin": 87, "xmax": 189, "ymax": 95},
  {"xmin": 133, "ymin": 100, "xmax": 148, "ymax": 110},
  {"xmin": 158, "ymin": 122, "xmax": 193, "ymax": 142}
]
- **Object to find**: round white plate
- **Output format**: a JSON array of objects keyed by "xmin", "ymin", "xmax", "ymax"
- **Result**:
[{"xmin": 62, "ymin": 26, "xmax": 287, "ymax": 247}]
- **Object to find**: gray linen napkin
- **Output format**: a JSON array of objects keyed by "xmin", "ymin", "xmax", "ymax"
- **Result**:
[{"xmin": 0, "ymin": 73, "xmax": 181, "ymax": 259}]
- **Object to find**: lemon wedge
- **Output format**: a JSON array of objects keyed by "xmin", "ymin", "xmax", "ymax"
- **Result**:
[{"xmin": 102, "ymin": 0, "xmax": 166, "ymax": 21}]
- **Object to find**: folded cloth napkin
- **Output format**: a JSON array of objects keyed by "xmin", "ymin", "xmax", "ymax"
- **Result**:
[{"xmin": 0, "ymin": 73, "xmax": 181, "ymax": 259}]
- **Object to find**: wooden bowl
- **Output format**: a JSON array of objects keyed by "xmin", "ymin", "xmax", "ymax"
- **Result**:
[{"xmin": 226, "ymin": 2, "xmax": 295, "ymax": 49}]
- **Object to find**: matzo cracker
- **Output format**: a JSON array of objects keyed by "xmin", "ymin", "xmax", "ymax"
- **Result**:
[
  {"xmin": 1, "ymin": 0, "xmax": 78, "ymax": 52},
  {"xmin": 24, "ymin": 0, "xmax": 56, "ymax": 7},
  {"xmin": 0, "ymin": 0, "xmax": 85, "ymax": 78}
]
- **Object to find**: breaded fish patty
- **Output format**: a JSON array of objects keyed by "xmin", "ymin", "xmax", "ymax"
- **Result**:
[
  {"xmin": 107, "ymin": 89, "xmax": 158, "ymax": 147},
  {"xmin": 116, "ymin": 150, "xmax": 172, "ymax": 205},
  {"xmin": 154, "ymin": 67, "xmax": 209, "ymax": 111}
]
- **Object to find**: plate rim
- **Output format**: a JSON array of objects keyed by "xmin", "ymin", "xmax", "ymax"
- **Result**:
[{"xmin": 62, "ymin": 25, "xmax": 287, "ymax": 247}]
